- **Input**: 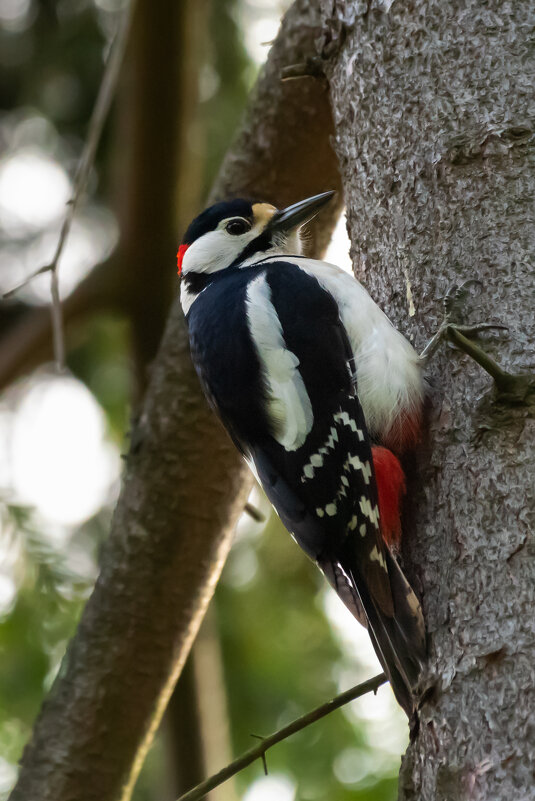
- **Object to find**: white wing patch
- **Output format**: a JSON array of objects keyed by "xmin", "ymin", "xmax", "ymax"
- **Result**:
[
  {"xmin": 359, "ymin": 496, "xmax": 380, "ymax": 528},
  {"xmin": 334, "ymin": 410, "xmax": 365, "ymax": 440},
  {"xmin": 301, "ymin": 425, "xmax": 338, "ymax": 480},
  {"xmin": 257, "ymin": 256, "xmax": 424, "ymax": 443},
  {"xmin": 246, "ymin": 273, "xmax": 313, "ymax": 451}
]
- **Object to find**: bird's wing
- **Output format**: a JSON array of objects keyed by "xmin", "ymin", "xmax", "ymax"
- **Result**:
[{"xmin": 246, "ymin": 263, "xmax": 396, "ymax": 613}]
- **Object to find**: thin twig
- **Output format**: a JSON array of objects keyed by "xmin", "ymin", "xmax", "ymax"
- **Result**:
[
  {"xmin": 250, "ymin": 735, "xmax": 269, "ymax": 775},
  {"xmin": 49, "ymin": 268, "xmax": 65, "ymax": 369},
  {"xmin": 2, "ymin": 265, "xmax": 52, "ymax": 296},
  {"xmin": 3, "ymin": 1, "xmax": 134, "ymax": 368},
  {"xmin": 176, "ymin": 673, "xmax": 387, "ymax": 801},
  {"xmin": 243, "ymin": 502, "xmax": 265, "ymax": 523}
]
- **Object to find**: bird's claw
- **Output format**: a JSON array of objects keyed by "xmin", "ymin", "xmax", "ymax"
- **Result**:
[
  {"xmin": 420, "ymin": 280, "xmax": 535, "ymax": 403},
  {"xmin": 420, "ymin": 280, "xmax": 508, "ymax": 364},
  {"xmin": 445, "ymin": 322, "xmax": 509, "ymax": 343},
  {"xmin": 442, "ymin": 279, "xmax": 483, "ymax": 323}
]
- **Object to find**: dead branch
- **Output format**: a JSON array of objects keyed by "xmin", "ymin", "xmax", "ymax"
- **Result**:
[{"xmin": 176, "ymin": 674, "xmax": 387, "ymax": 801}]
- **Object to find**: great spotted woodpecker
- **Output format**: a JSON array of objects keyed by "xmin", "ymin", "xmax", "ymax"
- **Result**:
[{"xmin": 177, "ymin": 192, "xmax": 427, "ymax": 716}]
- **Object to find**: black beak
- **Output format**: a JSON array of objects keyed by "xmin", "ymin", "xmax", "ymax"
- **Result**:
[{"xmin": 267, "ymin": 191, "xmax": 336, "ymax": 235}]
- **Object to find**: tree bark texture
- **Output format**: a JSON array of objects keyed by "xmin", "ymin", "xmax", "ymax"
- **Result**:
[
  {"xmin": 321, "ymin": 1, "xmax": 535, "ymax": 799},
  {"xmin": 9, "ymin": 2, "xmax": 341, "ymax": 800}
]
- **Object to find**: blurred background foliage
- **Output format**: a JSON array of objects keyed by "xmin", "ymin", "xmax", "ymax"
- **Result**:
[{"xmin": 0, "ymin": 1, "xmax": 406, "ymax": 799}]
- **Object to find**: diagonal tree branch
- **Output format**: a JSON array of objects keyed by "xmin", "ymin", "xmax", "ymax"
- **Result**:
[
  {"xmin": 176, "ymin": 674, "xmax": 387, "ymax": 801},
  {"xmin": 9, "ymin": 2, "xmax": 342, "ymax": 800}
]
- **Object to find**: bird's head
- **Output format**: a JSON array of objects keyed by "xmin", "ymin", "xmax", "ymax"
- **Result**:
[{"xmin": 177, "ymin": 191, "xmax": 335, "ymax": 281}]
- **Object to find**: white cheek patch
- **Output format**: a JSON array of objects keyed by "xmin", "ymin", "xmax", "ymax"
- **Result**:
[
  {"xmin": 181, "ymin": 228, "xmax": 258, "ymax": 276},
  {"xmin": 246, "ymin": 273, "xmax": 313, "ymax": 451},
  {"xmin": 182, "ymin": 215, "xmax": 305, "ymax": 279}
]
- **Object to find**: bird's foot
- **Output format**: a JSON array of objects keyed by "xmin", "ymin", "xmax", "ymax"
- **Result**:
[
  {"xmin": 419, "ymin": 281, "xmax": 507, "ymax": 362},
  {"xmin": 420, "ymin": 281, "xmax": 535, "ymax": 403}
]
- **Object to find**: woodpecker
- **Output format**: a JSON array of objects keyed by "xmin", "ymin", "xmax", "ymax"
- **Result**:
[{"xmin": 177, "ymin": 192, "xmax": 427, "ymax": 716}]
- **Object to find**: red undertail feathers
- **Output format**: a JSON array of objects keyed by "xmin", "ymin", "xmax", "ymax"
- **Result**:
[{"xmin": 371, "ymin": 445, "xmax": 406, "ymax": 550}]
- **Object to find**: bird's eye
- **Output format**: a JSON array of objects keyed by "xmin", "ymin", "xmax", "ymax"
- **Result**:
[{"xmin": 225, "ymin": 218, "xmax": 251, "ymax": 235}]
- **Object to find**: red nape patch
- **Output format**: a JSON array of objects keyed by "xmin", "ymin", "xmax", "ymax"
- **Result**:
[
  {"xmin": 176, "ymin": 244, "xmax": 189, "ymax": 276},
  {"xmin": 372, "ymin": 446, "xmax": 406, "ymax": 550}
]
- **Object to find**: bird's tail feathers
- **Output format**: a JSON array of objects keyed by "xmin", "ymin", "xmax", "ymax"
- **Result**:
[{"xmin": 322, "ymin": 548, "xmax": 426, "ymax": 717}]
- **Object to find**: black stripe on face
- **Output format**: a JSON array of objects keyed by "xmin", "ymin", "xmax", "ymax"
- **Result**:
[
  {"xmin": 182, "ymin": 271, "xmax": 212, "ymax": 294},
  {"xmin": 228, "ymin": 228, "xmax": 273, "ymax": 269}
]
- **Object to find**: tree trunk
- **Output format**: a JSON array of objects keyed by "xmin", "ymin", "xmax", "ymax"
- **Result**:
[
  {"xmin": 9, "ymin": 2, "xmax": 341, "ymax": 800},
  {"xmin": 321, "ymin": 1, "xmax": 535, "ymax": 798}
]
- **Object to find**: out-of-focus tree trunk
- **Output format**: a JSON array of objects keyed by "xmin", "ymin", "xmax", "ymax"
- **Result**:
[
  {"xmin": 321, "ymin": 1, "xmax": 535, "ymax": 798},
  {"xmin": 114, "ymin": 0, "xmax": 217, "ymax": 797},
  {"xmin": 165, "ymin": 610, "xmax": 236, "ymax": 801},
  {"xmin": 114, "ymin": 0, "xmax": 208, "ymax": 402},
  {"xmin": 164, "ymin": 657, "xmax": 206, "ymax": 800},
  {"xmin": 191, "ymin": 611, "xmax": 236, "ymax": 801}
]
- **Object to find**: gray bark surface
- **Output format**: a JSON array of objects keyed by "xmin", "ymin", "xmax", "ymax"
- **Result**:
[
  {"xmin": 9, "ymin": 2, "xmax": 340, "ymax": 800},
  {"xmin": 321, "ymin": 1, "xmax": 535, "ymax": 799}
]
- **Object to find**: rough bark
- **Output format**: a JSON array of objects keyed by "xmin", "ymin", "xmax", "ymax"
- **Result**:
[
  {"xmin": 321, "ymin": 2, "xmax": 535, "ymax": 799},
  {"xmin": 9, "ymin": 2, "xmax": 341, "ymax": 800}
]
